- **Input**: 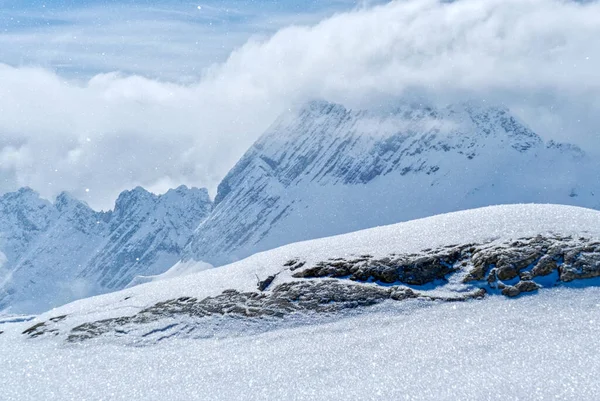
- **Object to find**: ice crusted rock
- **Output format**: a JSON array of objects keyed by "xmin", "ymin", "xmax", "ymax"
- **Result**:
[{"xmin": 79, "ymin": 185, "xmax": 213, "ymax": 290}]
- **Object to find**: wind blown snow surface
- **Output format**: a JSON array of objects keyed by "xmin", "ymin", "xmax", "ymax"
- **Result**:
[
  {"xmin": 1, "ymin": 288, "xmax": 600, "ymax": 400},
  {"xmin": 2, "ymin": 204, "xmax": 600, "ymax": 400}
]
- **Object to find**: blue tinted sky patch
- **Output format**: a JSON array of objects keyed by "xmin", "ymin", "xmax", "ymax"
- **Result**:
[{"xmin": 0, "ymin": 0, "xmax": 377, "ymax": 80}]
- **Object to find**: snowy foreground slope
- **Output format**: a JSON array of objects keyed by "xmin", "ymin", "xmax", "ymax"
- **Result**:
[
  {"xmin": 2, "ymin": 289, "xmax": 600, "ymax": 401},
  {"xmin": 184, "ymin": 100, "xmax": 600, "ymax": 265},
  {"xmin": 2, "ymin": 204, "xmax": 600, "ymax": 400},
  {"xmin": 0, "ymin": 186, "xmax": 212, "ymax": 314}
]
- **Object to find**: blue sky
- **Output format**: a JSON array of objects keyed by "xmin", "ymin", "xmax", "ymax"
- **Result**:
[{"xmin": 0, "ymin": 0, "xmax": 374, "ymax": 80}]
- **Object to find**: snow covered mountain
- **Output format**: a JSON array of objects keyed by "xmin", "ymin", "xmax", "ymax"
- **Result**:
[
  {"xmin": 184, "ymin": 100, "xmax": 600, "ymax": 265},
  {"xmin": 2, "ymin": 99, "xmax": 598, "ymax": 314},
  {"xmin": 0, "ymin": 186, "xmax": 212, "ymax": 314},
  {"xmin": 16, "ymin": 204, "xmax": 600, "ymax": 344}
]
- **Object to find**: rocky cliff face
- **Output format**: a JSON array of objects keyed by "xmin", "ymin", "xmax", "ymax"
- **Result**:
[
  {"xmin": 80, "ymin": 186, "xmax": 214, "ymax": 291},
  {"xmin": 184, "ymin": 100, "xmax": 600, "ymax": 265},
  {"xmin": 0, "ymin": 186, "xmax": 212, "ymax": 314}
]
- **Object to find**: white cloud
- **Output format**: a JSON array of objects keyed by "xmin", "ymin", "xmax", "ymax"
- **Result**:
[{"xmin": 0, "ymin": 0, "xmax": 598, "ymax": 209}]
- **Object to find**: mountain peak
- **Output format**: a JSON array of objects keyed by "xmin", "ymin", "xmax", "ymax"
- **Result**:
[
  {"xmin": 17, "ymin": 186, "xmax": 37, "ymax": 195},
  {"xmin": 119, "ymin": 186, "xmax": 153, "ymax": 199},
  {"xmin": 0, "ymin": 183, "xmax": 213, "ymax": 313},
  {"xmin": 54, "ymin": 191, "xmax": 91, "ymax": 213},
  {"xmin": 161, "ymin": 185, "xmax": 210, "ymax": 202},
  {"xmin": 300, "ymin": 99, "xmax": 348, "ymax": 115},
  {"xmin": 185, "ymin": 99, "xmax": 599, "ymax": 266},
  {"xmin": 112, "ymin": 187, "xmax": 156, "ymax": 217},
  {"xmin": 0, "ymin": 186, "xmax": 43, "ymax": 205}
]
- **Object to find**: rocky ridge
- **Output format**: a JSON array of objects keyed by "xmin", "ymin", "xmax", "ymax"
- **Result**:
[{"xmin": 23, "ymin": 233, "xmax": 600, "ymax": 343}]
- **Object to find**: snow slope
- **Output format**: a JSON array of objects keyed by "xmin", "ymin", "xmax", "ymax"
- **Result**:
[
  {"xmin": 0, "ymin": 185, "xmax": 212, "ymax": 314},
  {"xmin": 2, "ymin": 204, "xmax": 600, "ymax": 400},
  {"xmin": 17, "ymin": 204, "xmax": 600, "ymax": 344},
  {"xmin": 2, "ymin": 287, "xmax": 600, "ymax": 401},
  {"xmin": 184, "ymin": 100, "xmax": 600, "ymax": 265}
]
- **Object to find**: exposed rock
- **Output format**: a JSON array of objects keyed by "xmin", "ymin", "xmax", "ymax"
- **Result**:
[
  {"xmin": 257, "ymin": 274, "xmax": 278, "ymax": 291},
  {"xmin": 60, "ymin": 281, "xmax": 420, "ymax": 342},
  {"xmin": 559, "ymin": 251, "xmax": 600, "ymax": 282},
  {"xmin": 465, "ymin": 261, "xmax": 487, "ymax": 282},
  {"xmin": 293, "ymin": 252, "xmax": 463, "ymax": 286},
  {"xmin": 22, "ymin": 322, "xmax": 49, "ymax": 338},
  {"xmin": 22, "ymin": 235, "xmax": 600, "ymax": 343},
  {"xmin": 465, "ymin": 236, "xmax": 600, "ymax": 287},
  {"xmin": 502, "ymin": 286, "xmax": 520, "ymax": 297},
  {"xmin": 501, "ymin": 280, "xmax": 539, "ymax": 297},
  {"xmin": 513, "ymin": 251, "xmax": 541, "ymax": 270},
  {"xmin": 515, "ymin": 281, "xmax": 539, "ymax": 294},
  {"xmin": 24, "ymin": 280, "xmax": 488, "ymax": 342},
  {"xmin": 293, "ymin": 235, "xmax": 600, "ymax": 292},
  {"xmin": 496, "ymin": 265, "xmax": 519, "ymax": 281},
  {"xmin": 519, "ymin": 272, "xmax": 533, "ymax": 281}
]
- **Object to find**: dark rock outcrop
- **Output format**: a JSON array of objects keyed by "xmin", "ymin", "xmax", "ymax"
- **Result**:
[
  {"xmin": 292, "ymin": 252, "xmax": 461, "ymax": 285},
  {"xmin": 61, "ymin": 281, "xmax": 485, "ymax": 343},
  {"xmin": 22, "ymin": 235, "xmax": 600, "ymax": 343}
]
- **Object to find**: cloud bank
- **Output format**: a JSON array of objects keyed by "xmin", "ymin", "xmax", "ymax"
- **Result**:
[{"xmin": 0, "ymin": 0, "xmax": 598, "ymax": 209}]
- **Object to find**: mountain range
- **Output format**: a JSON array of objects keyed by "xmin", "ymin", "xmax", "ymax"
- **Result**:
[
  {"xmin": 0, "ymin": 186, "xmax": 212, "ymax": 313},
  {"xmin": 1, "ymin": 100, "xmax": 599, "ymax": 313}
]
